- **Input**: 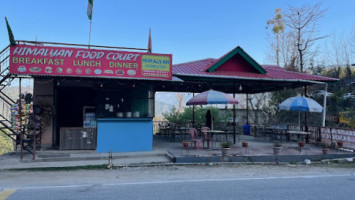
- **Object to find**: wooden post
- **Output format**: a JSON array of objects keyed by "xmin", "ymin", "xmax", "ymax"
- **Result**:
[
  {"xmin": 304, "ymin": 85, "xmax": 309, "ymax": 143},
  {"xmin": 304, "ymin": 86, "xmax": 308, "ymax": 132},
  {"xmin": 233, "ymin": 92, "xmax": 236, "ymax": 144},
  {"xmin": 19, "ymin": 78, "xmax": 23, "ymax": 159},
  {"xmin": 246, "ymin": 93, "xmax": 249, "ymax": 124},
  {"xmin": 192, "ymin": 93, "xmax": 195, "ymax": 127}
]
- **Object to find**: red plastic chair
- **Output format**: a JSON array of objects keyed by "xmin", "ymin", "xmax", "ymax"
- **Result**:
[
  {"xmin": 189, "ymin": 128, "xmax": 202, "ymax": 151},
  {"xmin": 201, "ymin": 127, "xmax": 216, "ymax": 149}
]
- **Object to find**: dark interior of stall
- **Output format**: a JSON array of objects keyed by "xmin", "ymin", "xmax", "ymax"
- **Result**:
[
  {"xmin": 57, "ymin": 87, "xmax": 96, "ymax": 127},
  {"xmin": 53, "ymin": 79, "xmax": 155, "ymax": 148},
  {"xmin": 54, "ymin": 87, "xmax": 96, "ymax": 147}
]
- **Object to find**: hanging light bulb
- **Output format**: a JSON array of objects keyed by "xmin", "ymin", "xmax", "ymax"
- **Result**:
[{"xmin": 239, "ymin": 84, "xmax": 242, "ymax": 91}]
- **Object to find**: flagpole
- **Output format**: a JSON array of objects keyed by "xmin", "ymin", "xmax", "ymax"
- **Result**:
[
  {"xmin": 148, "ymin": 28, "xmax": 152, "ymax": 53},
  {"xmin": 87, "ymin": 0, "xmax": 94, "ymax": 49},
  {"xmin": 88, "ymin": 20, "xmax": 92, "ymax": 49}
]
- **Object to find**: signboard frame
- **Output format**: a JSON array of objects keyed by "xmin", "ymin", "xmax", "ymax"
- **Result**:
[{"xmin": 9, "ymin": 44, "xmax": 172, "ymax": 80}]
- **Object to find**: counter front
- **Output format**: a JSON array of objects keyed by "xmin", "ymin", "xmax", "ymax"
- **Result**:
[
  {"xmin": 59, "ymin": 127, "xmax": 97, "ymax": 150},
  {"xmin": 96, "ymin": 118, "xmax": 153, "ymax": 152}
]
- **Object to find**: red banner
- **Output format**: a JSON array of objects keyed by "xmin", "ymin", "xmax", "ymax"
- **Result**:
[{"xmin": 9, "ymin": 45, "xmax": 172, "ymax": 80}]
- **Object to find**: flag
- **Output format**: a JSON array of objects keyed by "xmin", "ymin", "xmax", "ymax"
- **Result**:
[
  {"xmin": 87, "ymin": 0, "xmax": 94, "ymax": 20},
  {"xmin": 5, "ymin": 17, "xmax": 16, "ymax": 46},
  {"xmin": 148, "ymin": 28, "xmax": 152, "ymax": 53}
]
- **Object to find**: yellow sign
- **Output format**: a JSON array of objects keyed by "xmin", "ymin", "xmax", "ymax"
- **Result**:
[{"xmin": 141, "ymin": 55, "xmax": 171, "ymax": 77}]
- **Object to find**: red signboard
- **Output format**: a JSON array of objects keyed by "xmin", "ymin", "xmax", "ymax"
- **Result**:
[{"xmin": 9, "ymin": 44, "xmax": 172, "ymax": 80}]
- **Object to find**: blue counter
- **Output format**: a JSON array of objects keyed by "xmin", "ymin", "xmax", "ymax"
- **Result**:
[{"xmin": 96, "ymin": 118, "xmax": 153, "ymax": 153}]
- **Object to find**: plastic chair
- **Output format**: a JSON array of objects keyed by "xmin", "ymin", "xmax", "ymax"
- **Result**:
[
  {"xmin": 189, "ymin": 128, "xmax": 202, "ymax": 151},
  {"xmin": 201, "ymin": 127, "xmax": 216, "ymax": 149}
]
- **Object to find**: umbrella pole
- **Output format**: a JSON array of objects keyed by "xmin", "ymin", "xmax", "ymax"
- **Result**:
[{"xmin": 298, "ymin": 111, "xmax": 301, "ymax": 131}]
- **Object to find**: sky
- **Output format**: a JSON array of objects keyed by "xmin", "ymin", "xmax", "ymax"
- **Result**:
[
  {"xmin": 1, "ymin": 0, "xmax": 354, "ymax": 107},
  {"xmin": 1, "ymin": 0, "xmax": 354, "ymax": 65}
]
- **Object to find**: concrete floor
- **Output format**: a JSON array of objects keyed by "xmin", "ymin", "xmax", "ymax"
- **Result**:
[
  {"xmin": 1, "ymin": 134, "xmax": 354, "ymax": 170},
  {"xmin": 154, "ymin": 134, "xmax": 354, "ymax": 158}
]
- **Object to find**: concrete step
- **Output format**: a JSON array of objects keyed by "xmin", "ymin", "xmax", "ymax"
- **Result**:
[
  {"xmin": 18, "ymin": 150, "xmax": 172, "ymax": 166},
  {"xmin": 0, "ymin": 150, "xmax": 172, "ymax": 170}
]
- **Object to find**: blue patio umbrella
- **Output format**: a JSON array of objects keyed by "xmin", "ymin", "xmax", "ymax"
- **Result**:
[
  {"xmin": 279, "ymin": 96, "xmax": 323, "ymax": 128},
  {"xmin": 279, "ymin": 96, "xmax": 323, "ymax": 112}
]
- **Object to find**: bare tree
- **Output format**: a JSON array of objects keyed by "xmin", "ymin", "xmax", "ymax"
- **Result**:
[
  {"xmin": 247, "ymin": 93, "xmax": 270, "ymax": 125},
  {"xmin": 284, "ymin": 3, "xmax": 327, "ymax": 72},
  {"xmin": 350, "ymin": 27, "xmax": 355, "ymax": 67},
  {"xmin": 322, "ymin": 36, "xmax": 341, "ymax": 79},
  {"xmin": 323, "ymin": 34, "xmax": 352, "ymax": 79},
  {"xmin": 351, "ymin": 27, "xmax": 355, "ymax": 57},
  {"xmin": 342, "ymin": 36, "xmax": 352, "ymax": 79},
  {"xmin": 280, "ymin": 31, "xmax": 299, "ymax": 71}
]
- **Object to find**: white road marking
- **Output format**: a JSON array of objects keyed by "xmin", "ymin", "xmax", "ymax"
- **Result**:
[{"xmin": 5, "ymin": 173, "xmax": 353, "ymax": 190}]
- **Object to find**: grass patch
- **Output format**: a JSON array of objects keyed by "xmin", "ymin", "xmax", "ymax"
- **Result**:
[{"xmin": 7, "ymin": 164, "xmax": 108, "ymax": 171}]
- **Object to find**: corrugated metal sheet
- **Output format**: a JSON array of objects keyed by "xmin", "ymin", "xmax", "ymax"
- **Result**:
[{"xmin": 173, "ymin": 59, "xmax": 337, "ymax": 82}]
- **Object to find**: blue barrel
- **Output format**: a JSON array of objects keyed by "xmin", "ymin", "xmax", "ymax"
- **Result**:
[{"xmin": 242, "ymin": 124, "xmax": 251, "ymax": 135}]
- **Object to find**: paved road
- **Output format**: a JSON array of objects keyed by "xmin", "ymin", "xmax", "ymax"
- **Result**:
[
  {"xmin": 1, "ymin": 164, "xmax": 355, "ymax": 199},
  {"xmin": 4, "ymin": 174, "xmax": 355, "ymax": 200}
]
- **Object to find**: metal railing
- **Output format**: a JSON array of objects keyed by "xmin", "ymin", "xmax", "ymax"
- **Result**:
[
  {"xmin": 0, "ymin": 46, "xmax": 10, "ymax": 74},
  {"xmin": 154, "ymin": 119, "xmax": 355, "ymax": 150},
  {"xmin": 0, "ymin": 98, "xmax": 12, "ymax": 123},
  {"xmin": 0, "ymin": 46, "xmax": 12, "ymax": 121}
]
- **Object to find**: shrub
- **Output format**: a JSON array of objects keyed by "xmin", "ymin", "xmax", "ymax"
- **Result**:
[
  {"xmin": 273, "ymin": 141, "xmax": 282, "ymax": 147},
  {"xmin": 321, "ymin": 143, "xmax": 328, "ymax": 149},
  {"xmin": 220, "ymin": 142, "xmax": 232, "ymax": 148}
]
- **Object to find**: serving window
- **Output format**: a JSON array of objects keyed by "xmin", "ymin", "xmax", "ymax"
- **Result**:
[{"xmin": 96, "ymin": 85, "xmax": 154, "ymax": 118}]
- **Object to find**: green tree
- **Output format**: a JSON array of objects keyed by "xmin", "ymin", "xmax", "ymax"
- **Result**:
[{"xmin": 163, "ymin": 106, "xmax": 232, "ymax": 124}]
